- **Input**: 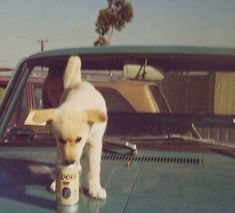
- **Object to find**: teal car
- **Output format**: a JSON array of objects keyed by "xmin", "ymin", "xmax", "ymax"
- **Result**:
[{"xmin": 1, "ymin": 46, "xmax": 235, "ymax": 212}]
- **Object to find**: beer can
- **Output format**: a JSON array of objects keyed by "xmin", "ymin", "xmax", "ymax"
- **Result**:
[{"xmin": 55, "ymin": 162, "xmax": 81, "ymax": 212}]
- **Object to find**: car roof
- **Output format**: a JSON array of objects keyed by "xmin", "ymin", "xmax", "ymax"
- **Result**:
[
  {"xmin": 23, "ymin": 45, "xmax": 235, "ymax": 71},
  {"xmin": 27, "ymin": 45, "xmax": 235, "ymax": 58}
]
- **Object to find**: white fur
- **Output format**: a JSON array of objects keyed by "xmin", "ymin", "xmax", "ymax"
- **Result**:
[
  {"xmin": 34, "ymin": 56, "xmax": 107, "ymax": 199},
  {"xmin": 63, "ymin": 56, "xmax": 82, "ymax": 89}
]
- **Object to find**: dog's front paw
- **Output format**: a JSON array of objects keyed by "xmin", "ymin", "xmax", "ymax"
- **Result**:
[{"xmin": 89, "ymin": 187, "xmax": 107, "ymax": 200}]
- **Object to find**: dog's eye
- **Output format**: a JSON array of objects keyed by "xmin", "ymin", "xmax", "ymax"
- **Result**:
[
  {"xmin": 58, "ymin": 137, "xmax": 66, "ymax": 144},
  {"xmin": 75, "ymin": 137, "xmax": 82, "ymax": 143}
]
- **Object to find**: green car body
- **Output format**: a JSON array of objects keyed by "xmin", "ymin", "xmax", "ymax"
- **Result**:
[{"xmin": 1, "ymin": 45, "xmax": 235, "ymax": 212}]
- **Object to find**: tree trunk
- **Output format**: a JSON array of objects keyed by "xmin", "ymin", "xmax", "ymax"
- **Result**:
[{"xmin": 108, "ymin": 26, "xmax": 114, "ymax": 45}]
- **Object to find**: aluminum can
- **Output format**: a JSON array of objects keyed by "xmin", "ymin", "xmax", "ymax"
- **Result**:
[{"xmin": 55, "ymin": 162, "xmax": 81, "ymax": 212}]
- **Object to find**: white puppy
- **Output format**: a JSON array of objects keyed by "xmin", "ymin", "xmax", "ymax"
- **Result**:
[{"xmin": 32, "ymin": 56, "xmax": 107, "ymax": 199}]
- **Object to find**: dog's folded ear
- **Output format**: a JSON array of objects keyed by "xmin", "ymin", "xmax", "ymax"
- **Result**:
[
  {"xmin": 25, "ymin": 109, "xmax": 57, "ymax": 126},
  {"xmin": 85, "ymin": 110, "xmax": 108, "ymax": 124}
]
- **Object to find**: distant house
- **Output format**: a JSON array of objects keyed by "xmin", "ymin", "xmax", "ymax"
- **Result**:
[
  {"xmin": 0, "ymin": 67, "xmax": 14, "ymax": 101},
  {"xmin": 0, "ymin": 67, "xmax": 13, "ymax": 72}
]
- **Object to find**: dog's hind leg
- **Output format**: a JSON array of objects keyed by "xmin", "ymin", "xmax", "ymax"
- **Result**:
[{"xmin": 86, "ymin": 138, "xmax": 106, "ymax": 200}]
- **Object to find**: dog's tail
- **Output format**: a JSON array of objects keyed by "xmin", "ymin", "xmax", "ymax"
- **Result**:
[{"xmin": 63, "ymin": 56, "xmax": 82, "ymax": 89}]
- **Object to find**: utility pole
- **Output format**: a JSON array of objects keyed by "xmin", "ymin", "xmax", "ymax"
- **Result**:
[
  {"xmin": 37, "ymin": 39, "xmax": 48, "ymax": 70},
  {"xmin": 37, "ymin": 39, "xmax": 48, "ymax": 52}
]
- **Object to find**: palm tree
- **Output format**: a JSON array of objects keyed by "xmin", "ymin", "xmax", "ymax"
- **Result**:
[{"xmin": 94, "ymin": 0, "xmax": 133, "ymax": 46}]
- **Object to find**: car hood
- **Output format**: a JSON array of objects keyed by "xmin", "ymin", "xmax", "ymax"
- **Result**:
[
  {"xmin": 83, "ymin": 151, "xmax": 235, "ymax": 213},
  {"xmin": 0, "ymin": 147, "xmax": 235, "ymax": 213}
]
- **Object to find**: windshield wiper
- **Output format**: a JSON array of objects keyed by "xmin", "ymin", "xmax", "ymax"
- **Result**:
[
  {"xmin": 124, "ymin": 121, "xmax": 235, "ymax": 152},
  {"xmin": 103, "ymin": 136, "xmax": 138, "ymax": 156},
  {"xmin": 4, "ymin": 127, "xmax": 138, "ymax": 153},
  {"xmin": 4, "ymin": 127, "xmax": 35, "ymax": 142},
  {"xmin": 170, "ymin": 134, "xmax": 235, "ymax": 151},
  {"xmin": 4, "ymin": 127, "xmax": 54, "ymax": 143},
  {"xmin": 126, "ymin": 133, "xmax": 235, "ymax": 153}
]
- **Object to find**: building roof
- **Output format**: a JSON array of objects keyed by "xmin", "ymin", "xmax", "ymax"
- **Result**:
[{"xmin": 0, "ymin": 67, "xmax": 13, "ymax": 72}]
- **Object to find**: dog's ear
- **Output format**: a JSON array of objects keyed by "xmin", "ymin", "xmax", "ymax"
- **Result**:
[
  {"xmin": 85, "ymin": 110, "xmax": 107, "ymax": 124},
  {"xmin": 25, "ymin": 109, "xmax": 57, "ymax": 126},
  {"xmin": 33, "ymin": 109, "xmax": 57, "ymax": 123}
]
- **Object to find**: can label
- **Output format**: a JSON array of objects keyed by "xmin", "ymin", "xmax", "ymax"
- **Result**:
[{"xmin": 55, "ymin": 163, "xmax": 80, "ymax": 207}]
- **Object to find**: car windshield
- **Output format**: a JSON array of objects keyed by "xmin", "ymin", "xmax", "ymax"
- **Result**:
[{"xmin": 1, "ymin": 49, "xmax": 235, "ymax": 154}]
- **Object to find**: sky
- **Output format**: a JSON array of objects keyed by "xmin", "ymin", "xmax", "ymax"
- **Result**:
[{"xmin": 1, "ymin": 0, "xmax": 235, "ymax": 67}]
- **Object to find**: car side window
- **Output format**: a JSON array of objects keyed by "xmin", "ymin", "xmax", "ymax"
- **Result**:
[
  {"xmin": 98, "ymin": 88, "xmax": 134, "ymax": 112},
  {"xmin": 34, "ymin": 86, "xmax": 43, "ymax": 109},
  {"xmin": 31, "ymin": 85, "xmax": 135, "ymax": 112},
  {"xmin": 0, "ymin": 83, "xmax": 7, "ymax": 102},
  {"xmin": 149, "ymin": 85, "xmax": 171, "ymax": 113}
]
